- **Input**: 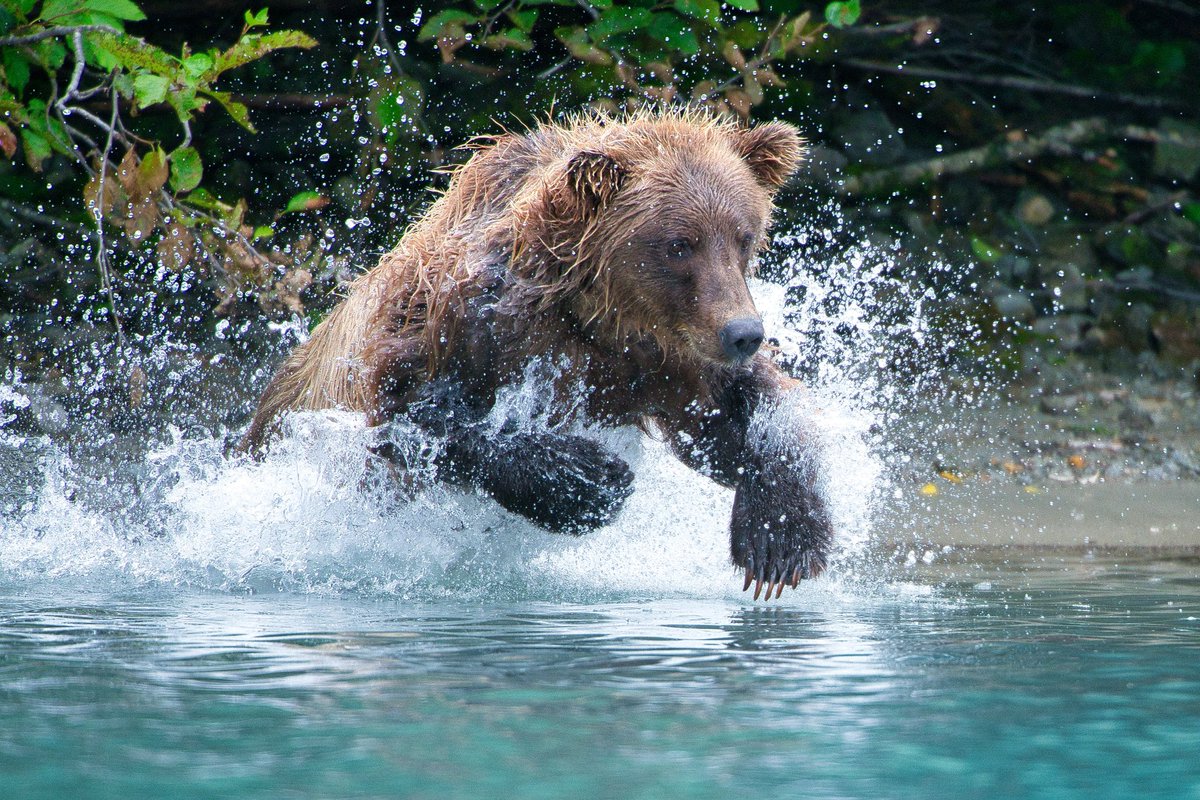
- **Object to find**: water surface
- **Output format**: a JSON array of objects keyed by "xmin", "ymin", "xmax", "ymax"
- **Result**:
[{"xmin": 2, "ymin": 554, "xmax": 1197, "ymax": 800}]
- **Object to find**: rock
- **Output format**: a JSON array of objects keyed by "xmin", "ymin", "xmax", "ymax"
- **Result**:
[
  {"xmin": 1032, "ymin": 314, "xmax": 1090, "ymax": 351},
  {"xmin": 994, "ymin": 254, "xmax": 1034, "ymax": 285},
  {"xmin": 796, "ymin": 144, "xmax": 848, "ymax": 188},
  {"xmin": 1016, "ymin": 192, "xmax": 1055, "ymax": 226},
  {"xmin": 1040, "ymin": 262, "xmax": 1089, "ymax": 312},
  {"xmin": 1152, "ymin": 118, "xmax": 1200, "ymax": 182},
  {"xmin": 992, "ymin": 291, "xmax": 1036, "ymax": 320},
  {"xmin": 831, "ymin": 107, "xmax": 906, "ymax": 167},
  {"xmin": 1043, "ymin": 229, "xmax": 1098, "ymax": 272},
  {"xmin": 1039, "ymin": 394, "xmax": 1077, "ymax": 416}
]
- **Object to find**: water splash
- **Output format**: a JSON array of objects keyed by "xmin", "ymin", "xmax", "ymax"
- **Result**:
[{"xmin": 1, "ymin": 216, "xmax": 960, "ymax": 600}]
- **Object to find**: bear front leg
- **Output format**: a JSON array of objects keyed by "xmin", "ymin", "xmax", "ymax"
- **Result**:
[
  {"xmin": 664, "ymin": 362, "xmax": 833, "ymax": 598},
  {"xmin": 443, "ymin": 428, "xmax": 634, "ymax": 534},
  {"xmin": 730, "ymin": 402, "xmax": 833, "ymax": 599},
  {"xmin": 378, "ymin": 381, "xmax": 634, "ymax": 533}
]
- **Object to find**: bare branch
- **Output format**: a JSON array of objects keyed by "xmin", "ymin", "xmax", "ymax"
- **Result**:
[
  {"xmin": 58, "ymin": 31, "xmax": 87, "ymax": 107},
  {"xmin": 839, "ymin": 59, "xmax": 1186, "ymax": 111},
  {"xmin": 94, "ymin": 91, "xmax": 126, "ymax": 348},
  {"xmin": 0, "ymin": 24, "xmax": 119, "ymax": 47},
  {"xmin": 839, "ymin": 117, "xmax": 1110, "ymax": 196}
]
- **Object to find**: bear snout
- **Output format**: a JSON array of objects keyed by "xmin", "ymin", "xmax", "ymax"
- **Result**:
[{"xmin": 718, "ymin": 317, "xmax": 765, "ymax": 362}]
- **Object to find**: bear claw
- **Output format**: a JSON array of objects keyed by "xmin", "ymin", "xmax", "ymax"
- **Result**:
[{"xmin": 740, "ymin": 558, "xmax": 825, "ymax": 600}]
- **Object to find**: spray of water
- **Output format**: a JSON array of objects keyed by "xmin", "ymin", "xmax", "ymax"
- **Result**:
[{"xmin": 0, "ymin": 209, "xmax": 963, "ymax": 601}]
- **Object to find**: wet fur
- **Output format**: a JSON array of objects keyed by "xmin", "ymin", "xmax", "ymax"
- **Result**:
[{"xmin": 242, "ymin": 108, "xmax": 831, "ymax": 596}]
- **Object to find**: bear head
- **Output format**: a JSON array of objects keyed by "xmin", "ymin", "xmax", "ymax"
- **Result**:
[{"xmin": 511, "ymin": 112, "xmax": 804, "ymax": 369}]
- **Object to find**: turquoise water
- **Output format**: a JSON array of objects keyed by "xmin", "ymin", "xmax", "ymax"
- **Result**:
[{"xmin": 2, "ymin": 554, "xmax": 1197, "ymax": 800}]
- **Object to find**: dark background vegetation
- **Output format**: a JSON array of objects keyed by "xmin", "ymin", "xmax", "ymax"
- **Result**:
[{"xmin": 2, "ymin": 0, "xmax": 1199, "ymax": 449}]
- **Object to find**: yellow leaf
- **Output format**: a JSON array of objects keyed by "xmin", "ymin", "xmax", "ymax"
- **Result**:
[{"xmin": 920, "ymin": 482, "xmax": 939, "ymax": 496}]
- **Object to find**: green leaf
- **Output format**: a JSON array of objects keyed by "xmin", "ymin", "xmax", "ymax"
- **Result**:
[
  {"xmin": 244, "ymin": 7, "xmax": 268, "ymax": 29},
  {"xmin": 183, "ymin": 187, "xmax": 227, "ymax": 211},
  {"xmin": 33, "ymin": 38, "xmax": 67, "ymax": 70},
  {"xmin": 83, "ymin": 0, "xmax": 146, "ymax": 21},
  {"xmin": 672, "ymin": 0, "xmax": 721, "ymax": 26},
  {"xmin": 372, "ymin": 74, "xmax": 424, "ymax": 138},
  {"xmin": 970, "ymin": 236, "xmax": 1002, "ymax": 265},
  {"xmin": 284, "ymin": 190, "xmax": 328, "ymax": 214},
  {"xmin": 555, "ymin": 25, "xmax": 613, "ymax": 66},
  {"xmin": 252, "ymin": 224, "xmax": 274, "ymax": 240},
  {"xmin": 80, "ymin": 9, "xmax": 124, "ymax": 30},
  {"xmin": 2, "ymin": 48, "xmax": 31, "ymax": 95},
  {"xmin": 165, "ymin": 85, "xmax": 204, "ymax": 125},
  {"xmin": 92, "ymin": 32, "xmax": 180, "ymax": 75},
  {"xmin": 724, "ymin": 0, "xmax": 759, "ymax": 10},
  {"xmin": 168, "ymin": 145, "xmax": 202, "ymax": 192},
  {"xmin": 824, "ymin": 0, "xmax": 861, "ymax": 29},
  {"xmin": 481, "ymin": 27, "xmax": 533, "ymax": 51},
  {"xmin": 21, "ymin": 127, "xmax": 51, "ymax": 171},
  {"xmin": 587, "ymin": 7, "xmax": 653, "ymax": 42},
  {"xmin": 1182, "ymin": 203, "xmax": 1200, "ymax": 227},
  {"xmin": 648, "ymin": 13, "xmax": 699, "ymax": 56},
  {"xmin": 182, "ymin": 52, "xmax": 214, "ymax": 78},
  {"xmin": 40, "ymin": 0, "xmax": 89, "ymax": 23},
  {"xmin": 417, "ymin": 10, "xmax": 478, "ymax": 42},
  {"xmin": 506, "ymin": 8, "xmax": 538, "ymax": 33},
  {"xmin": 212, "ymin": 30, "xmax": 317, "ymax": 75},
  {"xmin": 82, "ymin": 33, "xmax": 121, "ymax": 71},
  {"xmin": 132, "ymin": 73, "xmax": 170, "ymax": 107},
  {"xmin": 201, "ymin": 89, "xmax": 254, "ymax": 132}
]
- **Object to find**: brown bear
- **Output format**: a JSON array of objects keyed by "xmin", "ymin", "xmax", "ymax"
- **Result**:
[{"xmin": 242, "ymin": 108, "xmax": 832, "ymax": 600}]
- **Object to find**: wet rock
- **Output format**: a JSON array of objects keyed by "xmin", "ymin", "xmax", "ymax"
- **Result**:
[
  {"xmin": 1103, "ymin": 227, "xmax": 1160, "ymax": 268},
  {"xmin": 1039, "ymin": 394, "xmax": 1078, "ymax": 416},
  {"xmin": 1042, "ymin": 229, "xmax": 1098, "ymax": 272},
  {"xmin": 994, "ymin": 254, "xmax": 1034, "ymax": 286},
  {"xmin": 1032, "ymin": 314, "xmax": 1090, "ymax": 351},
  {"xmin": 1120, "ymin": 399, "xmax": 1156, "ymax": 431},
  {"xmin": 1035, "ymin": 261, "xmax": 1089, "ymax": 313},
  {"xmin": 940, "ymin": 179, "xmax": 993, "ymax": 225},
  {"xmin": 992, "ymin": 291, "xmax": 1036, "ymax": 320},
  {"xmin": 1169, "ymin": 448, "xmax": 1200, "ymax": 476},
  {"xmin": 796, "ymin": 145, "xmax": 848, "ymax": 188},
  {"xmin": 1016, "ymin": 192, "xmax": 1056, "ymax": 226},
  {"xmin": 831, "ymin": 107, "xmax": 906, "ymax": 167},
  {"xmin": 1152, "ymin": 118, "xmax": 1200, "ymax": 182}
]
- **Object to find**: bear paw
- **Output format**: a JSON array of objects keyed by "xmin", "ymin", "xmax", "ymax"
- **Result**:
[
  {"xmin": 479, "ymin": 432, "xmax": 634, "ymax": 535},
  {"xmin": 729, "ymin": 453, "xmax": 833, "ymax": 600}
]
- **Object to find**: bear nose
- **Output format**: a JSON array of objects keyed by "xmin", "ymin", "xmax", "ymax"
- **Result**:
[{"xmin": 719, "ymin": 317, "xmax": 765, "ymax": 362}]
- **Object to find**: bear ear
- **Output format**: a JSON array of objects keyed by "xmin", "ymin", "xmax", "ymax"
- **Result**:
[
  {"xmin": 561, "ymin": 150, "xmax": 625, "ymax": 216},
  {"xmin": 731, "ymin": 121, "xmax": 805, "ymax": 188}
]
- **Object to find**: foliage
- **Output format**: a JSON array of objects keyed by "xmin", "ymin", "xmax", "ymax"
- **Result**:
[
  {"xmin": 411, "ymin": 0, "xmax": 844, "ymax": 120},
  {"xmin": 0, "ymin": 0, "xmax": 860, "ymax": 327},
  {"xmin": 0, "ymin": 0, "xmax": 318, "ymax": 324}
]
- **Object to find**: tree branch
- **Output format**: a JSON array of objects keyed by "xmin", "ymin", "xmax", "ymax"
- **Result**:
[
  {"xmin": 839, "ymin": 117, "xmax": 1109, "ymax": 196},
  {"xmin": 838, "ymin": 118, "xmax": 1200, "ymax": 196},
  {"xmin": 0, "ymin": 24, "xmax": 119, "ymax": 47},
  {"xmin": 839, "ymin": 59, "xmax": 1186, "ymax": 111}
]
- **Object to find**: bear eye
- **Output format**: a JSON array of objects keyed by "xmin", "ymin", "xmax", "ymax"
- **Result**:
[
  {"xmin": 738, "ymin": 233, "xmax": 756, "ymax": 257},
  {"xmin": 666, "ymin": 238, "xmax": 693, "ymax": 260}
]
